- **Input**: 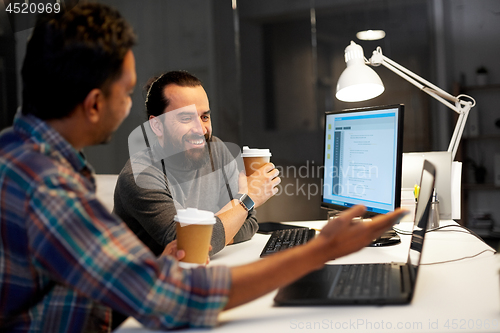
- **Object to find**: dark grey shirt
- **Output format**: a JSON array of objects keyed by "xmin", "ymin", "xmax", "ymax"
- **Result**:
[{"xmin": 113, "ymin": 136, "xmax": 258, "ymax": 256}]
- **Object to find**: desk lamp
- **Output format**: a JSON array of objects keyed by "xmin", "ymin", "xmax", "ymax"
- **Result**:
[{"xmin": 336, "ymin": 41, "xmax": 475, "ymax": 160}]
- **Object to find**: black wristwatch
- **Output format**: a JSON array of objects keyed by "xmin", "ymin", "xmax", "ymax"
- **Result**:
[{"xmin": 234, "ymin": 193, "xmax": 255, "ymax": 212}]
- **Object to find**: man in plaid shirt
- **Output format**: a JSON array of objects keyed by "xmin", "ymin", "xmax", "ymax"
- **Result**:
[{"xmin": 0, "ymin": 3, "xmax": 406, "ymax": 332}]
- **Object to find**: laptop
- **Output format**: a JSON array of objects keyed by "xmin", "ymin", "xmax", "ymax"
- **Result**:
[{"xmin": 274, "ymin": 159, "xmax": 436, "ymax": 305}]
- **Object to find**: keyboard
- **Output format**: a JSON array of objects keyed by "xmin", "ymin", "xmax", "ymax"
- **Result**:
[
  {"xmin": 260, "ymin": 227, "xmax": 316, "ymax": 257},
  {"xmin": 330, "ymin": 263, "xmax": 392, "ymax": 299}
]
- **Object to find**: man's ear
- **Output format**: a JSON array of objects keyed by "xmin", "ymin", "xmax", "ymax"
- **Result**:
[
  {"xmin": 149, "ymin": 116, "xmax": 164, "ymax": 137},
  {"xmin": 82, "ymin": 89, "xmax": 104, "ymax": 124}
]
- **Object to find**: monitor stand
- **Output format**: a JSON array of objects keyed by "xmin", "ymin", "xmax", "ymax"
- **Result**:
[
  {"xmin": 328, "ymin": 213, "xmax": 401, "ymax": 247},
  {"xmin": 368, "ymin": 229, "xmax": 401, "ymax": 247}
]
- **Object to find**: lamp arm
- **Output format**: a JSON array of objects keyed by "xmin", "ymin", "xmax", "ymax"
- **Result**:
[
  {"xmin": 448, "ymin": 102, "xmax": 471, "ymax": 160},
  {"xmin": 377, "ymin": 53, "xmax": 459, "ymax": 103},
  {"xmin": 368, "ymin": 47, "xmax": 476, "ymax": 160},
  {"xmin": 378, "ymin": 59, "xmax": 461, "ymax": 112}
]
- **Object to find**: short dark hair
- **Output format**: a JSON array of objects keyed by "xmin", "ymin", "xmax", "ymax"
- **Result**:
[
  {"xmin": 21, "ymin": 3, "xmax": 136, "ymax": 120},
  {"xmin": 145, "ymin": 71, "xmax": 202, "ymax": 117}
]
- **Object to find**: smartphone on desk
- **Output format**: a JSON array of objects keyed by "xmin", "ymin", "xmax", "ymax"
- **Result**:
[{"xmin": 257, "ymin": 222, "xmax": 305, "ymax": 234}]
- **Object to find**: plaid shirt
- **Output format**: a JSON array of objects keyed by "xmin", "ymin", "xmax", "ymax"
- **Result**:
[{"xmin": 0, "ymin": 114, "xmax": 231, "ymax": 332}]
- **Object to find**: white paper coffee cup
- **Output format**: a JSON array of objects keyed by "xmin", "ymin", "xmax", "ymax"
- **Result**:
[
  {"xmin": 174, "ymin": 208, "xmax": 215, "ymax": 268},
  {"xmin": 241, "ymin": 146, "xmax": 272, "ymax": 176}
]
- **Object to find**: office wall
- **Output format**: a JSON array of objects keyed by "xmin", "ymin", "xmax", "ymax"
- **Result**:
[
  {"xmin": 81, "ymin": 0, "xmax": 219, "ymax": 174},
  {"xmin": 446, "ymin": 0, "xmax": 500, "ymax": 229},
  {"xmin": 448, "ymin": 0, "xmax": 500, "ymax": 86}
]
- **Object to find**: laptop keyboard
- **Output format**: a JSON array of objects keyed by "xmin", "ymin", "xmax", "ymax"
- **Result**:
[
  {"xmin": 260, "ymin": 228, "xmax": 316, "ymax": 257},
  {"xmin": 330, "ymin": 263, "xmax": 392, "ymax": 299}
]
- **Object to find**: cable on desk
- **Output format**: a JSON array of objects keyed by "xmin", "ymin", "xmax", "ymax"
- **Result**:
[
  {"xmin": 394, "ymin": 224, "xmax": 496, "ymax": 251},
  {"xmin": 392, "ymin": 224, "xmax": 497, "ymax": 265},
  {"xmin": 392, "ymin": 227, "xmax": 413, "ymax": 235},
  {"xmin": 420, "ymin": 249, "xmax": 496, "ymax": 266},
  {"xmin": 430, "ymin": 224, "xmax": 492, "ymax": 247}
]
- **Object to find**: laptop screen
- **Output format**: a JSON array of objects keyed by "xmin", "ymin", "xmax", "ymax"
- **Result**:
[
  {"xmin": 321, "ymin": 104, "xmax": 404, "ymax": 216},
  {"xmin": 409, "ymin": 160, "xmax": 436, "ymax": 270}
]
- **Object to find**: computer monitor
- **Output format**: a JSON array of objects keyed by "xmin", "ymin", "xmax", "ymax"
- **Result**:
[{"xmin": 321, "ymin": 104, "xmax": 404, "ymax": 217}]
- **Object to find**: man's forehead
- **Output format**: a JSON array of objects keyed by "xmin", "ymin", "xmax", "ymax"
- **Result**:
[
  {"xmin": 163, "ymin": 84, "xmax": 209, "ymax": 109},
  {"xmin": 160, "ymin": 104, "xmax": 198, "ymax": 121},
  {"xmin": 167, "ymin": 105, "xmax": 211, "ymax": 115},
  {"xmin": 170, "ymin": 104, "xmax": 197, "ymax": 114}
]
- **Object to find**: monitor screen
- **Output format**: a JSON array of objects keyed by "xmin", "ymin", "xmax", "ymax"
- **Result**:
[{"xmin": 321, "ymin": 104, "xmax": 404, "ymax": 216}]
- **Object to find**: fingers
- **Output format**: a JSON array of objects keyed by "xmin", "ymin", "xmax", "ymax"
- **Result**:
[
  {"xmin": 337, "ymin": 205, "xmax": 367, "ymax": 222},
  {"xmin": 175, "ymin": 249, "xmax": 186, "ymax": 261},
  {"xmin": 368, "ymin": 208, "xmax": 409, "ymax": 227},
  {"xmin": 262, "ymin": 163, "xmax": 280, "ymax": 191},
  {"xmin": 271, "ymin": 174, "xmax": 281, "ymax": 195},
  {"xmin": 320, "ymin": 205, "xmax": 366, "ymax": 238},
  {"xmin": 350, "ymin": 208, "xmax": 409, "ymax": 245},
  {"xmin": 316, "ymin": 207, "xmax": 411, "ymax": 262},
  {"xmin": 161, "ymin": 239, "xmax": 177, "ymax": 257},
  {"xmin": 162, "ymin": 240, "xmax": 186, "ymax": 261},
  {"xmin": 262, "ymin": 162, "xmax": 276, "ymax": 174},
  {"xmin": 247, "ymin": 163, "xmax": 281, "ymax": 207},
  {"xmin": 325, "ymin": 205, "xmax": 367, "ymax": 227},
  {"xmin": 366, "ymin": 208, "xmax": 409, "ymax": 233}
]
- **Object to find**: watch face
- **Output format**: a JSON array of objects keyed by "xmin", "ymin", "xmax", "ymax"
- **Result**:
[
  {"xmin": 237, "ymin": 193, "xmax": 254, "ymax": 211},
  {"xmin": 242, "ymin": 194, "xmax": 255, "ymax": 211}
]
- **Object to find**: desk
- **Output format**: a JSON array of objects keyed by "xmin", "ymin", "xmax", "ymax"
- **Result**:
[{"xmin": 116, "ymin": 220, "xmax": 499, "ymax": 333}]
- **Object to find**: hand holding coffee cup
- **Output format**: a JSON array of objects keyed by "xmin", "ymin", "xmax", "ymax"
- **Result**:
[
  {"xmin": 174, "ymin": 208, "xmax": 215, "ymax": 269},
  {"xmin": 161, "ymin": 240, "xmax": 185, "ymax": 260},
  {"xmin": 241, "ymin": 146, "xmax": 280, "ymax": 207}
]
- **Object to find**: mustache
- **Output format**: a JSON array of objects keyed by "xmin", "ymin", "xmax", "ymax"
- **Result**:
[{"xmin": 183, "ymin": 133, "xmax": 210, "ymax": 143}]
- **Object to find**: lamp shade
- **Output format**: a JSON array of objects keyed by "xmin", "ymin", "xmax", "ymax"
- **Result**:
[{"xmin": 336, "ymin": 41, "xmax": 384, "ymax": 102}]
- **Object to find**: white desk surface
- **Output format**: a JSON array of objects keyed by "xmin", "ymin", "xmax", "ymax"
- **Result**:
[{"xmin": 116, "ymin": 220, "xmax": 500, "ymax": 333}]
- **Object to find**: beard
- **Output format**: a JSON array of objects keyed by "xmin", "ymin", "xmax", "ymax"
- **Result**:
[{"xmin": 162, "ymin": 131, "xmax": 211, "ymax": 170}]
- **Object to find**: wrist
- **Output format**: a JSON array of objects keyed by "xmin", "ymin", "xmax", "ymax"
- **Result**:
[
  {"xmin": 303, "ymin": 236, "xmax": 335, "ymax": 269},
  {"xmin": 234, "ymin": 193, "xmax": 255, "ymax": 212}
]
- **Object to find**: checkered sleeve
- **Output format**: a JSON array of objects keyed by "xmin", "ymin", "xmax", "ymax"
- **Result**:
[{"xmin": 26, "ymin": 173, "xmax": 231, "ymax": 329}]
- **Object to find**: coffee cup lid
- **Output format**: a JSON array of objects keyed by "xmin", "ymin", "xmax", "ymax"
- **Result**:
[
  {"xmin": 241, "ymin": 146, "xmax": 272, "ymax": 157},
  {"xmin": 174, "ymin": 208, "xmax": 216, "ymax": 227}
]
